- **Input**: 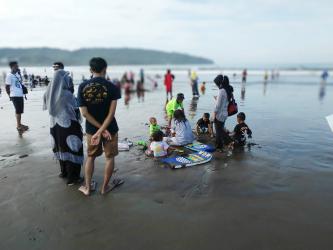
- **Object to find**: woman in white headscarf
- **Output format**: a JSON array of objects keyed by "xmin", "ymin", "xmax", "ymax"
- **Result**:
[{"xmin": 43, "ymin": 65, "xmax": 83, "ymax": 185}]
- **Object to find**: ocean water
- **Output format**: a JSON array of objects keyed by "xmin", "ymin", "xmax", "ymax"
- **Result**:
[{"xmin": 0, "ymin": 66, "xmax": 332, "ymax": 172}]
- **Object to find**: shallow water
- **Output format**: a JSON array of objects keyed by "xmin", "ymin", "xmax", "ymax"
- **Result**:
[{"xmin": 0, "ymin": 68, "xmax": 332, "ymax": 172}]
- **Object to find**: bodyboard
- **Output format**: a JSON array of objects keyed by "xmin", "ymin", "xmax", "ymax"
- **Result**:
[
  {"xmin": 185, "ymin": 142, "xmax": 215, "ymax": 152},
  {"xmin": 161, "ymin": 151, "xmax": 212, "ymax": 169}
]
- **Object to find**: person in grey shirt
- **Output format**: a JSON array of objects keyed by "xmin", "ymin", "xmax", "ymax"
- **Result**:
[{"xmin": 213, "ymin": 75, "xmax": 233, "ymax": 151}]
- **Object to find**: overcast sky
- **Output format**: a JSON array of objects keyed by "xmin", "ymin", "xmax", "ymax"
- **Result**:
[{"xmin": 0, "ymin": 0, "xmax": 332, "ymax": 65}]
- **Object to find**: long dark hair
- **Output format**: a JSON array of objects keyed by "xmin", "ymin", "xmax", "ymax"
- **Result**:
[
  {"xmin": 214, "ymin": 74, "xmax": 233, "ymax": 101},
  {"xmin": 174, "ymin": 109, "xmax": 187, "ymax": 123}
]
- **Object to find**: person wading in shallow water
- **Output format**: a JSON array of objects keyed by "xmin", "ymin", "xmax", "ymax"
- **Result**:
[
  {"xmin": 164, "ymin": 69, "xmax": 175, "ymax": 101},
  {"xmin": 43, "ymin": 62, "xmax": 84, "ymax": 185},
  {"xmin": 78, "ymin": 57, "xmax": 124, "ymax": 196},
  {"xmin": 5, "ymin": 61, "xmax": 29, "ymax": 134}
]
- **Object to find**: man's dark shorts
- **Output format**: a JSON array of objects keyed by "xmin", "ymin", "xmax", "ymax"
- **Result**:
[{"xmin": 11, "ymin": 97, "xmax": 24, "ymax": 114}]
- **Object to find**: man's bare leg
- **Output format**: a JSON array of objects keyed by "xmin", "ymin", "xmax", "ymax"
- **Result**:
[
  {"xmin": 79, "ymin": 156, "xmax": 95, "ymax": 196},
  {"xmin": 16, "ymin": 114, "xmax": 21, "ymax": 128},
  {"xmin": 101, "ymin": 157, "xmax": 115, "ymax": 194}
]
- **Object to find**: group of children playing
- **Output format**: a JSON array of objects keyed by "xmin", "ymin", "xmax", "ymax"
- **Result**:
[{"xmin": 145, "ymin": 92, "xmax": 252, "ymax": 159}]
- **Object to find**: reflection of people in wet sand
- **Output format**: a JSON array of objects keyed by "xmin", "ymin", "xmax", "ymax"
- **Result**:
[
  {"xmin": 263, "ymin": 71, "xmax": 269, "ymax": 96},
  {"xmin": 188, "ymin": 97, "xmax": 198, "ymax": 120},
  {"xmin": 241, "ymin": 82, "xmax": 246, "ymax": 101},
  {"xmin": 164, "ymin": 69, "xmax": 175, "ymax": 100}
]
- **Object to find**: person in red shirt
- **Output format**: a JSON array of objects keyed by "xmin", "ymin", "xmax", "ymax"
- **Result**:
[{"xmin": 164, "ymin": 69, "xmax": 175, "ymax": 101}]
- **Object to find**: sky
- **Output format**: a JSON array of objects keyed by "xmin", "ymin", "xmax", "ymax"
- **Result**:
[{"xmin": 0, "ymin": 0, "xmax": 332, "ymax": 65}]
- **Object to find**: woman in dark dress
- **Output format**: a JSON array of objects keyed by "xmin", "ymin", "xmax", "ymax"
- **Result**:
[{"xmin": 43, "ymin": 68, "xmax": 83, "ymax": 185}]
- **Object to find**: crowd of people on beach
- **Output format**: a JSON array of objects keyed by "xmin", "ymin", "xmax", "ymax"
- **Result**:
[{"xmin": 3, "ymin": 58, "xmax": 329, "ymax": 197}]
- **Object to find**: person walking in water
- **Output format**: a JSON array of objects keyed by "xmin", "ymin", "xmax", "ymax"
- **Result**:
[
  {"xmin": 242, "ymin": 69, "xmax": 247, "ymax": 84},
  {"xmin": 190, "ymin": 70, "xmax": 199, "ymax": 97},
  {"xmin": 5, "ymin": 61, "xmax": 29, "ymax": 134},
  {"xmin": 164, "ymin": 69, "xmax": 175, "ymax": 101},
  {"xmin": 43, "ymin": 62, "xmax": 84, "ymax": 185},
  {"xmin": 78, "ymin": 57, "xmax": 123, "ymax": 196}
]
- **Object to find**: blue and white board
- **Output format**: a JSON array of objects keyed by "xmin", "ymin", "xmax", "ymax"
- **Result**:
[
  {"xmin": 161, "ymin": 151, "xmax": 212, "ymax": 169},
  {"xmin": 185, "ymin": 142, "xmax": 215, "ymax": 153}
]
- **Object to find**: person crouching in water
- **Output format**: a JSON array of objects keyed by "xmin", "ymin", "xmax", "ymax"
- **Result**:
[
  {"xmin": 168, "ymin": 110, "xmax": 194, "ymax": 146},
  {"xmin": 146, "ymin": 130, "xmax": 172, "ymax": 158},
  {"xmin": 230, "ymin": 112, "xmax": 252, "ymax": 147},
  {"xmin": 196, "ymin": 113, "xmax": 214, "ymax": 138}
]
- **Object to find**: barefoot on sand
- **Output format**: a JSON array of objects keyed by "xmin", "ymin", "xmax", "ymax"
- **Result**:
[
  {"xmin": 78, "ymin": 186, "xmax": 90, "ymax": 196},
  {"xmin": 78, "ymin": 181, "xmax": 97, "ymax": 196}
]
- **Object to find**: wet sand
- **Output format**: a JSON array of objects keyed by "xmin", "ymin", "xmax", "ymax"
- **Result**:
[{"xmin": 1, "ymin": 70, "xmax": 333, "ymax": 249}]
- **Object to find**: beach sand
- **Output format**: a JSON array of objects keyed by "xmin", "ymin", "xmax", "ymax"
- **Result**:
[{"xmin": 1, "ymin": 70, "xmax": 333, "ymax": 249}]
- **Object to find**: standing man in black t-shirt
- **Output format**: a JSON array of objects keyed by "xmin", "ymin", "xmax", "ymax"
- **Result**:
[{"xmin": 77, "ymin": 57, "xmax": 123, "ymax": 196}]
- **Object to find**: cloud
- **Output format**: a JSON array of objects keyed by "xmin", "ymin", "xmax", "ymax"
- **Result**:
[{"xmin": 0, "ymin": 0, "xmax": 332, "ymax": 65}]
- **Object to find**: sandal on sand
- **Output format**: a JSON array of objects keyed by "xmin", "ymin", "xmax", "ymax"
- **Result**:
[
  {"xmin": 101, "ymin": 178, "xmax": 124, "ymax": 195},
  {"xmin": 21, "ymin": 124, "xmax": 29, "ymax": 130},
  {"xmin": 90, "ymin": 180, "xmax": 97, "ymax": 191}
]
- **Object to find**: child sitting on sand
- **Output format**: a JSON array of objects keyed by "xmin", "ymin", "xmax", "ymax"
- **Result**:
[
  {"xmin": 167, "ymin": 110, "xmax": 194, "ymax": 146},
  {"xmin": 146, "ymin": 130, "xmax": 171, "ymax": 158},
  {"xmin": 231, "ymin": 112, "xmax": 252, "ymax": 146},
  {"xmin": 149, "ymin": 117, "xmax": 161, "ymax": 136},
  {"xmin": 196, "ymin": 113, "xmax": 213, "ymax": 138}
]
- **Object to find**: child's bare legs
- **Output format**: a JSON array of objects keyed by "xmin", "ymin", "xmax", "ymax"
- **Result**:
[
  {"xmin": 101, "ymin": 157, "xmax": 115, "ymax": 194},
  {"xmin": 79, "ymin": 156, "xmax": 95, "ymax": 196},
  {"xmin": 195, "ymin": 125, "xmax": 201, "ymax": 136},
  {"xmin": 208, "ymin": 124, "xmax": 214, "ymax": 138}
]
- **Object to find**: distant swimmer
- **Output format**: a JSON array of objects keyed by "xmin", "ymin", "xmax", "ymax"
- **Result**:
[
  {"xmin": 242, "ymin": 69, "xmax": 247, "ymax": 84},
  {"xmin": 264, "ymin": 71, "xmax": 269, "ymax": 81},
  {"xmin": 321, "ymin": 70, "xmax": 329, "ymax": 81}
]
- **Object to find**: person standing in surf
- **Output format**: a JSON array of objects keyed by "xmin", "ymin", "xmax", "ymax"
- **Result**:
[
  {"xmin": 43, "ymin": 62, "xmax": 84, "ymax": 185},
  {"xmin": 242, "ymin": 69, "xmax": 247, "ymax": 84},
  {"xmin": 164, "ymin": 69, "xmax": 175, "ymax": 101},
  {"xmin": 78, "ymin": 57, "xmax": 123, "ymax": 196},
  {"xmin": 213, "ymin": 74, "xmax": 233, "ymax": 152},
  {"xmin": 5, "ymin": 61, "xmax": 29, "ymax": 134},
  {"xmin": 190, "ymin": 70, "xmax": 199, "ymax": 97}
]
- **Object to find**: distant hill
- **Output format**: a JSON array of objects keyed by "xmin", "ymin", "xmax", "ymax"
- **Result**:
[{"xmin": 0, "ymin": 48, "xmax": 214, "ymax": 66}]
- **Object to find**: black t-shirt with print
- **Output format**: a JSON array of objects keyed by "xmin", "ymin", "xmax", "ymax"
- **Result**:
[
  {"xmin": 78, "ymin": 77, "xmax": 121, "ymax": 135},
  {"xmin": 197, "ymin": 118, "xmax": 211, "ymax": 129},
  {"xmin": 233, "ymin": 122, "xmax": 252, "ymax": 145}
]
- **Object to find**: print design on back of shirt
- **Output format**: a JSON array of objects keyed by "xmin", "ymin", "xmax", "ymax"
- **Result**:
[{"xmin": 82, "ymin": 82, "xmax": 108, "ymax": 104}]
